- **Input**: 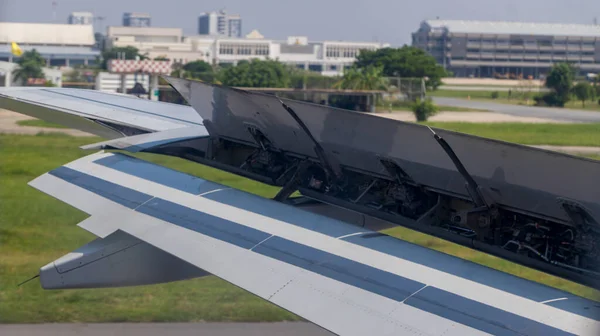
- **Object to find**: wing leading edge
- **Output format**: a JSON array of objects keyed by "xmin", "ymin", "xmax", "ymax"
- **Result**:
[{"xmin": 29, "ymin": 151, "xmax": 600, "ymax": 336}]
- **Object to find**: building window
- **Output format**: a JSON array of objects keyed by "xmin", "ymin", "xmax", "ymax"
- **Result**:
[
  {"xmin": 238, "ymin": 46, "xmax": 251, "ymax": 55},
  {"xmin": 510, "ymin": 38, "xmax": 524, "ymax": 46},
  {"xmin": 219, "ymin": 45, "xmax": 234, "ymax": 55},
  {"xmin": 537, "ymin": 40, "xmax": 552, "ymax": 47},
  {"xmin": 326, "ymin": 46, "xmax": 368, "ymax": 58},
  {"xmin": 255, "ymin": 45, "xmax": 269, "ymax": 55}
]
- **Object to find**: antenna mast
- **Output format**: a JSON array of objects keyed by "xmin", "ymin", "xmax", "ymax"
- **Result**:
[{"xmin": 52, "ymin": 1, "xmax": 57, "ymax": 22}]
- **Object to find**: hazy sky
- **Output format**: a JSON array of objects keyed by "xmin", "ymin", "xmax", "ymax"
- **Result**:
[{"xmin": 1, "ymin": 0, "xmax": 599, "ymax": 45}]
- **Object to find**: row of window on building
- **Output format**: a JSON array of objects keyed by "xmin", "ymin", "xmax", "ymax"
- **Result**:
[
  {"xmin": 215, "ymin": 44, "xmax": 378, "ymax": 58},
  {"xmin": 454, "ymin": 56, "xmax": 597, "ymax": 63},
  {"xmin": 463, "ymin": 49, "xmax": 596, "ymax": 56},
  {"xmin": 465, "ymin": 38, "xmax": 597, "ymax": 47},
  {"xmin": 423, "ymin": 38, "xmax": 598, "ymax": 48},
  {"xmin": 325, "ymin": 46, "xmax": 376, "ymax": 58},
  {"xmin": 218, "ymin": 44, "xmax": 270, "ymax": 55}
]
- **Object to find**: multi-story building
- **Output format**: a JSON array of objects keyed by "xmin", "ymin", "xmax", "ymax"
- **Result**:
[
  {"xmin": 105, "ymin": 26, "xmax": 388, "ymax": 76},
  {"xmin": 123, "ymin": 12, "xmax": 151, "ymax": 28},
  {"xmin": 412, "ymin": 20, "xmax": 600, "ymax": 78},
  {"xmin": 68, "ymin": 12, "xmax": 94, "ymax": 25},
  {"xmin": 105, "ymin": 26, "xmax": 209, "ymax": 63},
  {"xmin": 0, "ymin": 22, "xmax": 100, "ymax": 67},
  {"xmin": 198, "ymin": 10, "xmax": 242, "ymax": 38}
]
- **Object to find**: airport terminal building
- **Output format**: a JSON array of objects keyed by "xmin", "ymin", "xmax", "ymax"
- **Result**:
[{"xmin": 412, "ymin": 20, "xmax": 600, "ymax": 78}]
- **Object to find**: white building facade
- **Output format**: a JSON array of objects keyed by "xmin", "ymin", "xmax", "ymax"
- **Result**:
[
  {"xmin": 105, "ymin": 26, "xmax": 389, "ymax": 76},
  {"xmin": 0, "ymin": 22, "xmax": 100, "ymax": 67}
]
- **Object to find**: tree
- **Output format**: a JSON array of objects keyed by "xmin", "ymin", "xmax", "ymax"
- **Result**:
[
  {"xmin": 333, "ymin": 65, "xmax": 388, "ymax": 90},
  {"xmin": 183, "ymin": 60, "xmax": 213, "ymax": 74},
  {"xmin": 182, "ymin": 60, "xmax": 215, "ymax": 82},
  {"xmin": 573, "ymin": 82, "xmax": 593, "ymax": 107},
  {"xmin": 354, "ymin": 46, "xmax": 448, "ymax": 89},
  {"xmin": 100, "ymin": 46, "xmax": 147, "ymax": 70},
  {"xmin": 218, "ymin": 59, "xmax": 292, "ymax": 88},
  {"xmin": 12, "ymin": 49, "xmax": 45, "ymax": 85},
  {"xmin": 543, "ymin": 62, "xmax": 576, "ymax": 107}
]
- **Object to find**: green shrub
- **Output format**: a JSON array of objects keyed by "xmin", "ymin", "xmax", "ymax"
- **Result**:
[
  {"xmin": 534, "ymin": 92, "xmax": 568, "ymax": 107},
  {"xmin": 490, "ymin": 91, "xmax": 499, "ymax": 99},
  {"xmin": 411, "ymin": 98, "xmax": 439, "ymax": 122}
]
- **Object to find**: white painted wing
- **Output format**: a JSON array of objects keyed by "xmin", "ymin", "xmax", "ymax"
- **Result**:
[
  {"xmin": 29, "ymin": 152, "xmax": 600, "ymax": 336},
  {"xmin": 0, "ymin": 87, "xmax": 203, "ymax": 138}
]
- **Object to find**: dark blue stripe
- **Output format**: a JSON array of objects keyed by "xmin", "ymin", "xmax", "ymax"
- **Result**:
[
  {"xmin": 50, "ymin": 166, "xmax": 575, "ymax": 334},
  {"xmin": 97, "ymin": 153, "xmax": 362, "ymax": 239},
  {"xmin": 204, "ymin": 190, "xmax": 361, "ymax": 238},
  {"xmin": 42, "ymin": 89, "xmax": 203, "ymax": 126},
  {"xmin": 136, "ymin": 198, "xmax": 270, "ymax": 249},
  {"xmin": 342, "ymin": 234, "xmax": 600, "ymax": 320},
  {"xmin": 253, "ymin": 236, "xmax": 425, "ymax": 302},
  {"xmin": 49, "ymin": 166, "xmax": 153, "ymax": 209},
  {"xmin": 94, "ymin": 155, "xmax": 222, "ymax": 195},
  {"xmin": 405, "ymin": 286, "xmax": 573, "ymax": 336}
]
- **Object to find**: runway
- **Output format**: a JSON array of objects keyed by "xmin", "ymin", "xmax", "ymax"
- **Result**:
[
  {"xmin": 0, "ymin": 322, "xmax": 333, "ymax": 336},
  {"xmin": 433, "ymin": 97, "xmax": 600, "ymax": 123}
]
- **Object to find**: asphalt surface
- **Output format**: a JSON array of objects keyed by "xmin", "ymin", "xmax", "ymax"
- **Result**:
[
  {"xmin": 0, "ymin": 323, "xmax": 334, "ymax": 336},
  {"xmin": 433, "ymin": 97, "xmax": 600, "ymax": 123}
]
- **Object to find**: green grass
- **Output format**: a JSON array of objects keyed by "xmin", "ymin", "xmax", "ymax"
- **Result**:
[
  {"xmin": 0, "ymin": 133, "xmax": 598, "ymax": 323},
  {"xmin": 429, "ymin": 89, "xmax": 514, "ymax": 99},
  {"xmin": 429, "ymin": 89, "xmax": 600, "ymax": 111},
  {"xmin": 377, "ymin": 103, "xmax": 489, "ymax": 112},
  {"xmin": 16, "ymin": 119, "xmax": 69, "ymax": 129},
  {"xmin": 424, "ymin": 122, "xmax": 600, "ymax": 146}
]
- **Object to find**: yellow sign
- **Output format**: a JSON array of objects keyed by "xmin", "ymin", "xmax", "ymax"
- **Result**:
[{"xmin": 11, "ymin": 42, "xmax": 23, "ymax": 57}]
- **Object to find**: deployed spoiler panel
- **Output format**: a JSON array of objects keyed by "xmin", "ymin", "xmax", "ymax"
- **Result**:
[
  {"xmin": 165, "ymin": 77, "xmax": 600, "ymax": 289},
  {"xmin": 165, "ymin": 76, "xmax": 600, "ymax": 224}
]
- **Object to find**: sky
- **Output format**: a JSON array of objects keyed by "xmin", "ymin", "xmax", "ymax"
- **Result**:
[{"xmin": 0, "ymin": 0, "xmax": 599, "ymax": 46}]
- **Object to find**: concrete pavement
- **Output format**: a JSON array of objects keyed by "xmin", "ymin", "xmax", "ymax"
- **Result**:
[{"xmin": 433, "ymin": 97, "xmax": 600, "ymax": 123}]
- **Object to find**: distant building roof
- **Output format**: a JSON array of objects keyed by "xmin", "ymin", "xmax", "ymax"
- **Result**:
[
  {"xmin": 246, "ymin": 30, "xmax": 264, "ymax": 39},
  {"xmin": 423, "ymin": 19, "xmax": 600, "ymax": 37},
  {"xmin": 0, "ymin": 22, "xmax": 95, "ymax": 45}
]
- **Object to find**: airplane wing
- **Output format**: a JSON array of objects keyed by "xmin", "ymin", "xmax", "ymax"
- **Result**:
[
  {"xmin": 0, "ymin": 87, "xmax": 202, "ymax": 138},
  {"xmin": 2, "ymin": 82, "xmax": 600, "ymax": 335},
  {"xmin": 29, "ymin": 151, "xmax": 600, "ymax": 336}
]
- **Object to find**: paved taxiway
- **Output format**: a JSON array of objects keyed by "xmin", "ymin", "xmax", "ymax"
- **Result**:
[{"xmin": 433, "ymin": 97, "xmax": 600, "ymax": 123}]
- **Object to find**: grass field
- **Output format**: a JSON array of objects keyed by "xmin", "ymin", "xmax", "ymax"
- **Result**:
[
  {"xmin": 16, "ymin": 120, "xmax": 68, "ymax": 128},
  {"xmin": 425, "ymin": 122, "xmax": 600, "ymax": 146},
  {"xmin": 376, "ymin": 103, "xmax": 489, "ymax": 113},
  {"xmin": 429, "ymin": 89, "xmax": 600, "ymax": 111},
  {"xmin": 1, "ymin": 133, "xmax": 599, "ymax": 323}
]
